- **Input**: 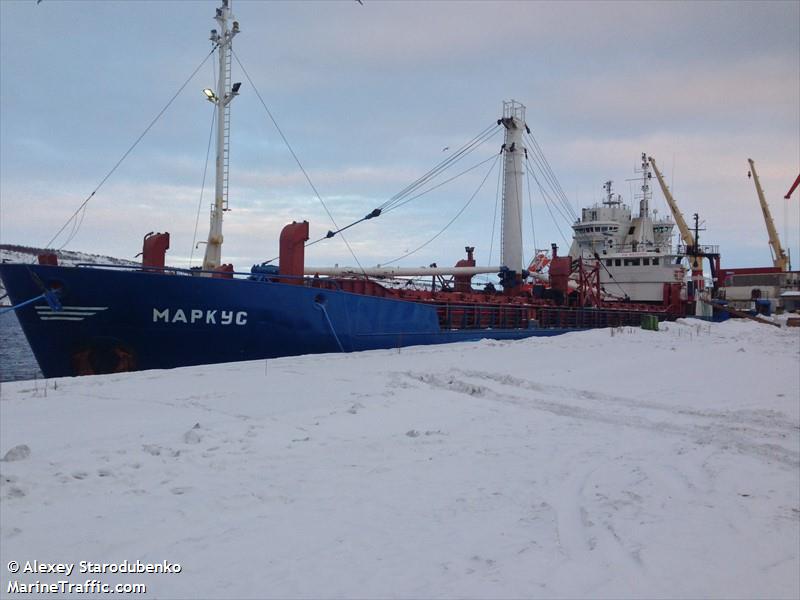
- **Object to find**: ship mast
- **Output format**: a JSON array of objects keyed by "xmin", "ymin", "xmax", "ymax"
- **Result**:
[
  {"xmin": 602, "ymin": 180, "xmax": 621, "ymax": 205},
  {"xmin": 499, "ymin": 100, "xmax": 527, "ymax": 278},
  {"xmin": 202, "ymin": 0, "xmax": 240, "ymax": 271},
  {"xmin": 637, "ymin": 152, "xmax": 652, "ymax": 219},
  {"xmin": 633, "ymin": 152, "xmax": 654, "ymax": 246}
]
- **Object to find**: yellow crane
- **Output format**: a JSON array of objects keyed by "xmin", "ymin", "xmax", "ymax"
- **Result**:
[
  {"xmin": 747, "ymin": 158, "xmax": 790, "ymax": 272},
  {"xmin": 648, "ymin": 156, "xmax": 702, "ymax": 269}
]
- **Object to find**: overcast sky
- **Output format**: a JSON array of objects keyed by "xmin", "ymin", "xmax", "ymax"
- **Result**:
[{"xmin": 1, "ymin": 0, "xmax": 798, "ymax": 271}]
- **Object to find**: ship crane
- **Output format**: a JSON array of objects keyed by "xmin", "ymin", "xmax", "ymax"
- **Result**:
[
  {"xmin": 648, "ymin": 156, "xmax": 705, "ymax": 281},
  {"xmin": 786, "ymin": 174, "xmax": 800, "ymax": 200},
  {"xmin": 747, "ymin": 158, "xmax": 790, "ymax": 272},
  {"xmin": 648, "ymin": 158, "xmax": 695, "ymax": 255}
]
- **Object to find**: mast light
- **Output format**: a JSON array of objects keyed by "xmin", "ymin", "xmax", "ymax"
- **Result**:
[{"xmin": 203, "ymin": 88, "xmax": 218, "ymax": 103}]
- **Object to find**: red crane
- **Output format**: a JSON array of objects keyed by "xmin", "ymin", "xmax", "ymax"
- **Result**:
[{"xmin": 785, "ymin": 174, "xmax": 800, "ymax": 199}]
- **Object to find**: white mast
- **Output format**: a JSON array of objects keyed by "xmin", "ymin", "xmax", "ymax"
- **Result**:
[
  {"xmin": 637, "ymin": 152, "xmax": 653, "ymax": 246},
  {"xmin": 638, "ymin": 152, "xmax": 652, "ymax": 218},
  {"xmin": 202, "ymin": 0, "xmax": 240, "ymax": 271},
  {"xmin": 499, "ymin": 100, "xmax": 527, "ymax": 275}
]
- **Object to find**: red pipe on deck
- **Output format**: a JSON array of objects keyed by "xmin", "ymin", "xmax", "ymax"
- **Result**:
[
  {"xmin": 37, "ymin": 253, "xmax": 58, "ymax": 266},
  {"xmin": 454, "ymin": 246, "xmax": 476, "ymax": 292},
  {"xmin": 279, "ymin": 221, "xmax": 310, "ymax": 283},
  {"xmin": 142, "ymin": 232, "xmax": 170, "ymax": 269},
  {"xmin": 212, "ymin": 264, "xmax": 234, "ymax": 279}
]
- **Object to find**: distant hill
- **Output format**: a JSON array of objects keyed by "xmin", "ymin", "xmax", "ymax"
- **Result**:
[
  {"xmin": 0, "ymin": 244, "xmax": 137, "ymax": 267},
  {"xmin": 0, "ymin": 245, "xmax": 137, "ymax": 305}
]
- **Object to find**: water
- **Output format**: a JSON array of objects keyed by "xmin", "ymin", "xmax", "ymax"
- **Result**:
[{"xmin": 0, "ymin": 313, "xmax": 43, "ymax": 382}]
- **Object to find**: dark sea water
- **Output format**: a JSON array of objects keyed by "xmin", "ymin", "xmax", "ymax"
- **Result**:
[{"xmin": 0, "ymin": 313, "xmax": 42, "ymax": 382}]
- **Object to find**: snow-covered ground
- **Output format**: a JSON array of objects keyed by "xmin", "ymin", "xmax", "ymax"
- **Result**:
[{"xmin": 1, "ymin": 319, "xmax": 798, "ymax": 599}]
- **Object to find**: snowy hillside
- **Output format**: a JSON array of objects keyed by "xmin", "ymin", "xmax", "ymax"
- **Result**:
[
  {"xmin": 1, "ymin": 320, "xmax": 798, "ymax": 599},
  {"xmin": 0, "ymin": 245, "xmax": 137, "ymax": 305}
]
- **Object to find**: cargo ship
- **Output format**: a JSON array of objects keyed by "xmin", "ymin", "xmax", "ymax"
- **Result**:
[{"xmin": 0, "ymin": 1, "xmax": 680, "ymax": 378}]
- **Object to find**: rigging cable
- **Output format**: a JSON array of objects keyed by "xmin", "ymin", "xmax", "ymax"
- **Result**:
[
  {"xmin": 525, "ymin": 156, "xmax": 539, "ymax": 268},
  {"xmin": 383, "ymin": 131, "xmax": 501, "ymax": 214},
  {"xmin": 524, "ymin": 153, "xmax": 571, "ymax": 226},
  {"xmin": 524, "ymin": 133, "xmax": 576, "ymax": 226},
  {"xmin": 523, "ymin": 136, "xmax": 574, "ymax": 226},
  {"xmin": 303, "ymin": 154, "xmax": 500, "ymax": 249},
  {"xmin": 189, "ymin": 105, "xmax": 217, "ymax": 266},
  {"xmin": 378, "ymin": 124, "xmax": 501, "ymax": 213},
  {"xmin": 379, "ymin": 153, "xmax": 501, "ymax": 267},
  {"xmin": 59, "ymin": 203, "xmax": 88, "ymax": 252},
  {"xmin": 526, "ymin": 157, "xmax": 569, "ymax": 246},
  {"xmin": 265, "ymin": 125, "xmax": 499, "ymax": 264},
  {"xmin": 40, "ymin": 47, "xmax": 218, "ymax": 255},
  {"xmin": 485, "ymin": 150, "xmax": 503, "ymax": 278},
  {"xmin": 594, "ymin": 252, "xmax": 631, "ymax": 299},
  {"xmin": 524, "ymin": 131, "xmax": 576, "ymax": 221},
  {"xmin": 232, "ymin": 50, "xmax": 365, "ymax": 274}
]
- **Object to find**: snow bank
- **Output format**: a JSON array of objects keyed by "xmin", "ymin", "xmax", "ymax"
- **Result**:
[{"xmin": 1, "ymin": 320, "xmax": 798, "ymax": 598}]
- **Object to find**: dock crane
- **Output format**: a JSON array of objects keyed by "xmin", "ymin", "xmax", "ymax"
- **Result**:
[
  {"xmin": 648, "ymin": 156, "xmax": 707, "ymax": 292},
  {"xmin": 747, "ymin": 158, "xmax": 790, "ymax": 271},
  {"xmin": 785, "ymin": 173, "xmax": 800, "ymax": 200}
]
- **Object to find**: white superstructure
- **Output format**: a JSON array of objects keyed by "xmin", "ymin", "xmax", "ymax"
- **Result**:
[{"xmin": 568, "ymin": 155, "xmax": 685, "ymax": 302}]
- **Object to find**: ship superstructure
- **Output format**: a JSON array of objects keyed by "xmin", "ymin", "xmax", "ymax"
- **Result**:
[{"xmin": 568, "ymin": 154, "xmax": 685, "ymax": 302}]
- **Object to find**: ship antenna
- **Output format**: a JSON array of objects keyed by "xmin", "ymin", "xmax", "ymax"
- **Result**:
[
  {"xmin": 602, "ymin": 180, "xmax": 621, "ymax": 207},
  {"xmin": 638, "ymin": 151, "xmax": 652, "ymax": 218},
  {"xmin": 202, "ymin": 0, "xmax": 241, "ymax": 271}
]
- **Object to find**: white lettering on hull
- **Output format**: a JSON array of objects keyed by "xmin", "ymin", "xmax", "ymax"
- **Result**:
[{"xmin": 152, "ymin": 308, "xmax": 247, "ymax": 326}]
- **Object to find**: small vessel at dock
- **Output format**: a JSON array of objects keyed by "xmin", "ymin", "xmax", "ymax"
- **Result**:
[{"xmin": 568, "ymin": 155, "xmax": 686, "ymax": 304}]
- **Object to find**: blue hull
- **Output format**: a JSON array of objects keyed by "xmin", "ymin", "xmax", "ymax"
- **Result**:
[{"xmin": 0, "ymin": 264, "xmax": 572, "ymax": 378}]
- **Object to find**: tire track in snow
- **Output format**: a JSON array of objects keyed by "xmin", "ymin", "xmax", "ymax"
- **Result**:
[
  {"xmin": 457, "ymin": 369, "xmax": 798, "ymax": 437},
  {"xmin": 400, "ymin": 370, "xmax": 799, "ymax": 469}
]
